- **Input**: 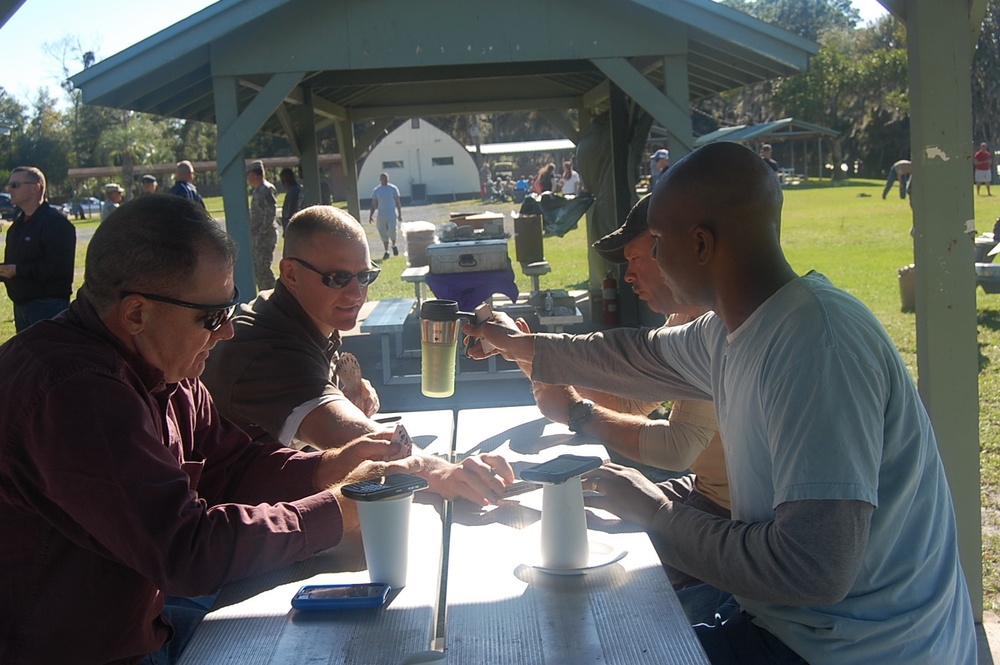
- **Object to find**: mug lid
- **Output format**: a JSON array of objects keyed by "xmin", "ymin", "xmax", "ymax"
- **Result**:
[{"xmin": 421, "ymin": 299, "xmax": 475, "ymax": 321}]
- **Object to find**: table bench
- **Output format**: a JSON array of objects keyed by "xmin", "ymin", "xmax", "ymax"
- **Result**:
[
  {"xmin": 401, "ymin": 265, "xmax": 430, "ymax": 306},
  {"xmin": 360, "ymin": 297, "xmax": 417, "ymax": 385}
]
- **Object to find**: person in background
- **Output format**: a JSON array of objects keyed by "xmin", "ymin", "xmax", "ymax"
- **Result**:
[
  {"xmin": 533, "ymin": 162, "xmax": 556, "ymax": 194},
  {"xmin": 649, "ymin": 149, "xmax": 670, "ymax": 191},
  {"xmin": 882, "ymin": 159, "xmax": 912, "ymax": 200},
  {"xmin": 0, "ymin": 166, "xmax": 76, "ymax": 332},
  {"xmin": 975, "ymin": 142, "xmax": 993, "ymax": 196},
  {"xmin": 102, "ymin": 183, "xmax": 124, "ymax": 221},
  {"xmin": 202, "ymin": 205, "xmax": 515, "ymax": 506},
  {"xmin": 368, "ymin": 172, "xmax": 402, "ymax": 260},
  {"xmin": 559, "ymin": 160, "xmax": 582, "ymax": 196},
  {"xmin": 479, "ymin": 160, "xmax": 493, "ymax": 194},
  {"xmin": 279, "ymin": 167, "xmax": 304, "ymax": 231},
  {"xmin": 467, "ymin": 142, "xmax": 975, "ymax": 665},
  {"xmin": 169, "ymin": 160, "xmax": 206, "ymax": 208},
  {"xmin": 140, "ymin": 174, "xmax": 158, "ymax": 195},
  {"xmin": 759, "ymin": 144, "xmax": 780, "ymax": 175},
  {"xmin": 246, "ymin": 160, "xmax": 278, "ymax": 291},
  {"xmin": 0, "ymin": 194, "xmax": 401, "ymax": 664}
]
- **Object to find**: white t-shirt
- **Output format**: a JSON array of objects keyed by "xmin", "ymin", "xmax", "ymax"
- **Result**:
[
  {"xmin": 371, "ymin": 183, "xmax": 400, "ymax": 220},
  {"xmin": 560, "ymin": 171, "xmax": 581, "ymax": 195}
]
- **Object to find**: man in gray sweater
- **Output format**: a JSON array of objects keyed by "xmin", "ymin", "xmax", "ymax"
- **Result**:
[{"xmin": 466, "ymin": 142, "xmax": 975, "ymax": 665}]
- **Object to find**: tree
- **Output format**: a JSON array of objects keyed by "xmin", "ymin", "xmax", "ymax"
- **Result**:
[
  {"xmin": 96, "ymin": 111, "xmax": 175, "ymax": 198},
  {"xmin": 724, "ymin": 0, "xmax": 859, "ymax": 41},
  {"xmin": 695, "ymin": 3, "xmax": 908, "ymax": 180},
  {"xmin": 0, "ymin": 89, "xmax": 29, "ymax": 184},
  {"xmin": 973, "ymin": 0, "xmax": 1000, "ymax": 147},
  {"xmin": 13, "ymin": 90, "xmax": 70, "ymax": 196}
]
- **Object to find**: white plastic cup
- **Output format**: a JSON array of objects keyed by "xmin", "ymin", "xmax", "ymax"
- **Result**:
[
  {"xmin": 356, "ymin": 493, "xmax": 413, "ymax": 589},
  {"xmin": 539, "ymin": 476, "xmax": 590, "ymax": 569}
]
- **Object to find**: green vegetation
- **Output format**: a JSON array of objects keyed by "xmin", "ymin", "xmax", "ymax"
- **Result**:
[{"xmin": 4, "ymin": 180, "xmax": 1000, "ymax": 609}]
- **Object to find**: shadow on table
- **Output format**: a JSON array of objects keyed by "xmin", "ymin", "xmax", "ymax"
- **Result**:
[
  {"xmin": 451, "ymin": 493, "xmax": 647, "ymax": 537},
  {"xmin": 212, "ymin": 536, "xmax": 367, "ymax": 609},
  {"xmin": 458, "ymin": 417, "xmax": 580, "ymax": 458}
]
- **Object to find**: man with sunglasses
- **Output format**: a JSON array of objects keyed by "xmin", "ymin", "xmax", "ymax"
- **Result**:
[
  {"xmin": 0, "ymin": 166, "xmax": 76, "ymax": 332},
  {"xmin": 0, "ymin": 194, "xmax": 405, "ymax": 664},
  {"xmin": 202, "ymin": 205, "xmax": 515, "ymax": 505}
]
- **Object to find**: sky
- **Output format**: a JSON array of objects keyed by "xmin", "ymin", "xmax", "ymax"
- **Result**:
[{"xmin": 0, "ymin": 0, "xmax": 890, "ymax": 110}]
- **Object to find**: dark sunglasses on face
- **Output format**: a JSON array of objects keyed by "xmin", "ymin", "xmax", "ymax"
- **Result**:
[
  {"xmin": 289, "ymin": 257, "xmax": 380, "ymax": 288},
  {"xmin": 119, "ymin": 285, "xmax": 241, "ymax": 332},
  {"xmin": 7, "ymin": 181, "xmax": 38, "ymax": 189}
]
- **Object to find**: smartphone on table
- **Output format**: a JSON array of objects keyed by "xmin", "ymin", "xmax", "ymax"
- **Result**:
[
  {"xmin": 291, "ymin": 583, "xmax": 390, "ymax": 610},
  {"xmin": 341, "ymin": 473, "xmax": 429, "ymax": 501},
  {"xmin": 520, "ymin": 454, "xmax": 603, "ymax": 484}
]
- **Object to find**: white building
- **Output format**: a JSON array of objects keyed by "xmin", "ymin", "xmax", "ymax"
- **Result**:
[{"xmin": 359, "ymin": 118, "xmax": 480, "ymax": 204}]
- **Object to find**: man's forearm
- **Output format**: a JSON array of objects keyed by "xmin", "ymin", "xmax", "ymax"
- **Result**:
[
  {"xmin": 652, "ymin": 498, "xmax": 872, "ymax": 606},
  {"xmin": 297, "ymin": 401, "xmax": 379, "ymax": 450},
  {"xmin": 532, "ymin": 330, "xmax": 711, "ymax": 403},
  {"xmin": 574, "ymin": 405, "xmax": 645, "ymax": 462}
]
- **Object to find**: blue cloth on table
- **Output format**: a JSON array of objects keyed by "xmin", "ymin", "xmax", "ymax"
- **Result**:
[{"xmin": 425, "ymin": 268, "xmax": 519, "ymax": 311}]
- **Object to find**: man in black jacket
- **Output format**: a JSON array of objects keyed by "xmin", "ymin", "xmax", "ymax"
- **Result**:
[{"xmin": 0, "ymin": 166, "xmax": 76, "ymax": 331}]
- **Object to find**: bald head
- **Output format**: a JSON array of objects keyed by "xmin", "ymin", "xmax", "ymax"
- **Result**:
[
  {"xmin": 646, "ymin": 142, "xmax": 795, "ymax": 324},
  {"xmin": 652, "ymin": 142, "xmax": 782, "ymax": 233}
]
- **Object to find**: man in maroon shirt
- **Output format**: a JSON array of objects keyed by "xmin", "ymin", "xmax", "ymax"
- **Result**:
[
  {"xmin": 975, "ymin": 142, "xmax": 993, "ymax": 196},
  {"xmin": 0, "ymin": 195, "xmax": 407, "ymax": 664}
]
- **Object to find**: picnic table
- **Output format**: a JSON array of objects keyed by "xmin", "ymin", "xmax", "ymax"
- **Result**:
[{"xmin": 178, "ymin": 406, "xmax": 709, "ymax": 664}]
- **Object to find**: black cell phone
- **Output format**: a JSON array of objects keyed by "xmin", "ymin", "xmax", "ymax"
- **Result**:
[
  {"xmin": 520, "ymin": 454, "xmax": 603, "ymax": 484},
  {"xmin": 341, "ymin": 473, "xmax": 429, "ymax": 501},
  {"xmin": 291, "ymin": 583, "xmax": 390, "ymax": 610}
]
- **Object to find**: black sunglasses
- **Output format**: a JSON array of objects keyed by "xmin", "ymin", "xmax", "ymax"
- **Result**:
[
  {"xmin": 289, "ymin": 257, "xmax": 380, "ymax": 289},
  {"xmin": 120, "ymin": 285, "xmax": 241, "ymax": 332}
]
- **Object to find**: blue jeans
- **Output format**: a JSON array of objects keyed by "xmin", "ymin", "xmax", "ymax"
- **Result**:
[
  {"xmin": 882, "ymin": 167, "xmax": 909, "ymax": 199},
  {"xmin": 13, "ymin": 297, "xmax": 69, "ymax": 332},
  {"xmin": 138, "ymin": 595, "xmax": 217, "ymax": 665},
  {"xmin": 676, "ymin": 584, "xmax": 731, "ymax": 626},
  {"xmin": 694, "ymin": 596, "xmax": 808, "ymax": 665}
]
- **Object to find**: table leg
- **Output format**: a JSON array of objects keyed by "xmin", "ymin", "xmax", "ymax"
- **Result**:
[{"xmin": 380, "ymin": 334, "xmax": 392, "ymax": 385}]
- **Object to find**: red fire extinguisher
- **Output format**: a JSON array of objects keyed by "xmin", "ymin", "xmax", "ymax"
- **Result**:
[{"xmin": 602, "ymin": 271, "xmax": 619, "ymax": 326}]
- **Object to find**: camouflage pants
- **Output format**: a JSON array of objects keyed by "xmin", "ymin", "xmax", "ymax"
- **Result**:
[{"xmin": 250, "ymin": 223, "xmax": 277, "ymax": 291}]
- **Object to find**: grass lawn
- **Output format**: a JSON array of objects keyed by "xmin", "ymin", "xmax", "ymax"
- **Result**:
[{"xmin": 3, "ymin": 181, "xmax": 1000, "ymax": 608}]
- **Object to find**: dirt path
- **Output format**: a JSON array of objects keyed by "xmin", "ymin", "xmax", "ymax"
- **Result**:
[{"xmin": 359, "ymin": 198, "xmax": 522, "ymax": 260}]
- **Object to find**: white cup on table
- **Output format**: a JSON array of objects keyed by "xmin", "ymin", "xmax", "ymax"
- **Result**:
[
  {"xmin": 356, "ymin": 493, "xmax": 413, "ymax": 589},
  {"xmin": 540, "ymin": 476, "xmax": 590, "ymax": 569}
]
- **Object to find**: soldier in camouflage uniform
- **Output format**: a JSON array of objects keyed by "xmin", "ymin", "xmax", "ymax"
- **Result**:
[{"xmin": 246, "ymin": 160, "xmax": 277, "ymax": 290}]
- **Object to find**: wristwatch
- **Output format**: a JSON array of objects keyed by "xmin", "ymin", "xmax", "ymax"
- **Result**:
[{"xmin": 567, "ymin": 399, "xmax": 595, "ymax": 433}]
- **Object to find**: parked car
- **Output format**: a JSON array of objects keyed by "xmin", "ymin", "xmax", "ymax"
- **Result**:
[
  {"xmin": 0, "ymin": 193, "xmax": 17, "ymax": 220},
  {"xmin": 66, "ymin": 197, "xmax": 103, "ymax": 219}
]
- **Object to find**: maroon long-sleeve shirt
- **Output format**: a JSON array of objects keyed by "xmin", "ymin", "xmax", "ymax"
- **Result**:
[{"xmin": 0, "ymin": 295, "xmax": 344, "ymax": 664}]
